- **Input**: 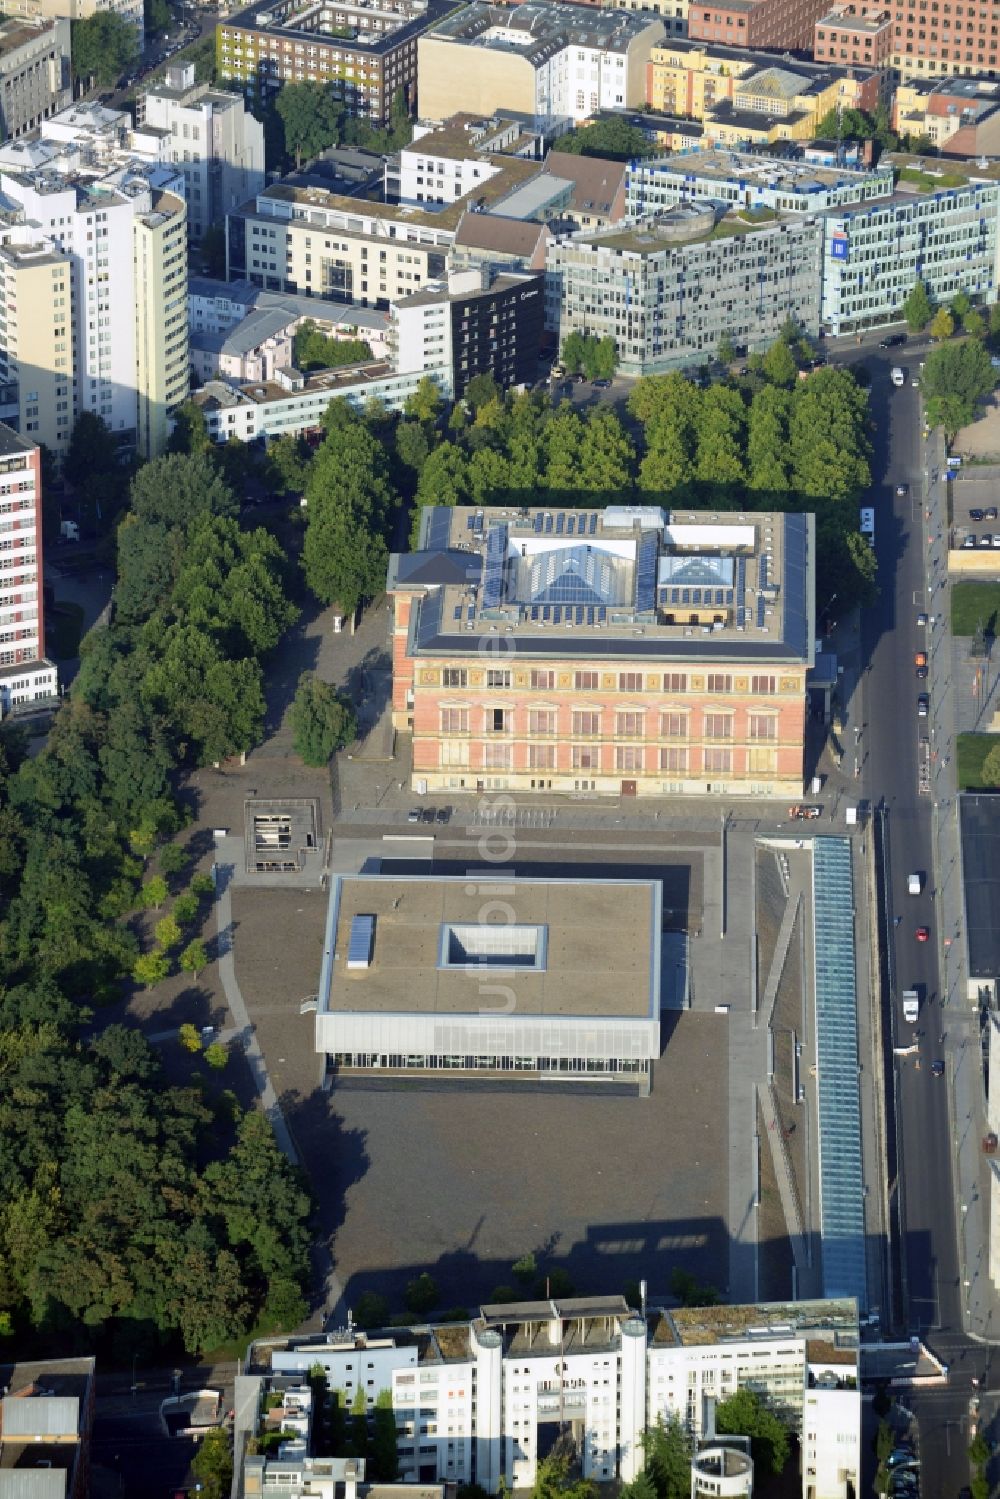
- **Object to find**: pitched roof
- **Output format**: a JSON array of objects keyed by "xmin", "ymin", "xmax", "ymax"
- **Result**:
[
  {"xmin": 543, "ymin": 150, "xmax": 627, "ymax": 215},
  {"xmin": 453, "ymin": 211, "xmax": 547, "ymax": 255}
]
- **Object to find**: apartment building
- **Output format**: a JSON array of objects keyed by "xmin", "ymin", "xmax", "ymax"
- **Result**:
[
  {"xmin": 546, "ymin": 203, "xmax": 824, "ymax": 373},
  {"xmin": 0, "ymin": 15, "xmax": 69, "ymax": 139},
  {"xmin": 391, "ymin": 266, "xmax": 544, "ymax": 395},
  {"xmin": 645, "ymin": 37, "xmax": 882, "ymax": 124},
  {"xmin": 417, "ymin": 2, "xmax": 665, "ymax": 123},
  {"xmin": 450, "ymin": 211, "xmax": 551, "ymax": 274},
  {"xmin": 217, "ymin": 0, "xmax": 451, "ymax": 124},
  {"xmin": 813, "ymin": 2, "xmax": 894, "ymax": 67},
  {"xmin": 190, "ymin": 360, "xmax": 450, "ymax": 442},
  {"xmin": 141, "ymin": 62, "xmax": 264, "ymax": 243},
  {"xmin": 398, "ymin": 114, "xmax": 535, "ymax": 208},
  {"xmin": 243, "ymin": 1298, "xmax": 861, "ymax": 1499},
  {"xmin": 892, "ymin": 71, "xmax": 1000, "ymax": 150},
  {"xmin": 0, "ymin": 425, "xmax": 55, "ymax": 715},
  {"xmin": 0, "ymin": 160, "xmax": 188, "ymax": 459},
  {"xmin": 388, "ymin": 504, "xmax": 814, "ymax": 800},
  {"xmin": 687, "ymin": 0, "xmax": 831, "ymax": 50}
]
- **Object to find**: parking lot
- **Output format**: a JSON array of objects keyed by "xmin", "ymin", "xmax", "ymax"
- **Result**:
[{"xmin": 949, "ymin": 472, "xmax": 1000, "ymax": 557}]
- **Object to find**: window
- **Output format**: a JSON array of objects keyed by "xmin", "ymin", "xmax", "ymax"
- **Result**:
[
  {"xmin": 748, "ymin": 746, "xmax": 776, "ymax": 773},
  {"xmin": 616, "ymin": 711, "xmax": 644, "ymax": 737},
  {"xmin": 441, "ymin": 741, "xmax": 469, "ymax": 767},
  {"xmin": 487, "ymin": 669, "xmax": 511, "ymax": 688},
  {"xmin": 616, "ymin": 745, "xmax": 642, "ymax": 771},
  {"xmin": 707, "ymin": 673, "xmax": 732, "ymax": 693},
  {"xmin": 529, "ymin": 744, "xmax": 556, "ymax": 770},
  {"xmin": 704, "ymin": 747, "xmax": 732, "ymax": 773},
  {"xmin": 660, "ymin": 711, "xmax": 687, "ymax": 738},
  {"xmin": 443, "ymin": 667, "xmax": 467, "ymax": 688},
  {"xmin": 575, "ymin": 670, "xmax": 599, "ymax": 690},
  {"xmin": 619, "ymin": 672, "xmax": 642, "ymax": 692},
  {"xmin": 748, "ymin": 713, "xmax": 776, "ymax": 740},
  {"xmin": 572, "ymin": 744, "xmax": 599, "ymax": 769},
  {"xmin": 441, "ymin": 707, "xmax": 468, "ymax": 734},
  {"xmin": 664, "ymin": 672, "xmax": 687, "ymax": 692},
  {"xmin": 571, "ymin": 710, "xmax": 601, "ymax": 736},
  {"xmin": 530, "ymin": 669, "xmax": 555, "ymax": 689},
  {"xmin": 529, "ymin": 708, "xmax": 557, "ymax": 735},
  {"xmin": 704, "ymin": 713, "xmax": 733, "ymax": 739},
  {"xmin": 488, "ymin": 707, "xmax": 511, "ymax": 733},
  {"xmin": 660, "ymin": 746, "xmax": 688, "ymax": 772},
  {"xmin": 484, "ymin": 743, "xmax": 511, "ymax": 769},
  {"xmin": 752, "ymin": 674, "xmax": 776, "ymax": 694}
]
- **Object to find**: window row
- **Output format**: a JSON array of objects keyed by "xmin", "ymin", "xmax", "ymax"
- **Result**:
[
  {"xmin": 441, "ymin": 668, "xmax": 779, "ymax": 694},
  {"xmin": 438, "ymin": 743, "xmax": 779, "ymax": 774},
  {"xmin": 440, "ymin": 708, "xmax": 780, "ymax": 739}
]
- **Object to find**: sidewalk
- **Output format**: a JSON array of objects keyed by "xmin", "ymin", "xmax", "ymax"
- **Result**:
[{"xmin": 922, "ymin": 428, "xmax": 999, "ymax": 1341}]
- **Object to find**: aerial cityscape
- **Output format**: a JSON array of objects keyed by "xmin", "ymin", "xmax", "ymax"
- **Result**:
[{"xmin": 3, "ymin": 0, "xmax": 1000, "ymax": 1493}]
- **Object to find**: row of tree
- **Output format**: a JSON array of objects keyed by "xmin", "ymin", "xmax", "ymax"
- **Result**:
[{"xmin": 0, "ymin": 450, "xmax": 313, "ymax": 1358}]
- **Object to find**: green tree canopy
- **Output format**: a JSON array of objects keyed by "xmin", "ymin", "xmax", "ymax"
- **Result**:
[
  {"xmin": 276, "ymin": 81, "xmax": 344, "ymax": 167},
  {"xmin": 290, "ymin": 674, "xmax": 358, "ymax": 766},
  {"xmin": 903, "ymin": 279, "xmax": 933, "ymax": 331},
  {"xmin": 715, "ymin": 1389, "xmax": 790, "ymax": 1477},
  {"xmin": 556, "ymin": 118, "xmax": 655, "ymax": 160},
  {"xmin": 923, "ymin": 337, "xmax": 996, "ymax": 435},
  {"xmin": 71, "ymin": 11, "xmax": 139, "ymax": 85},
  {"xmin": 293, "ymin": 321, "xmax": 373, "ymax": 371}
]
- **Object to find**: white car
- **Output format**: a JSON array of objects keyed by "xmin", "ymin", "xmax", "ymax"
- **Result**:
[{"xmin": 908, "ymin": 872, "xmax": 922, "ymax": 895}]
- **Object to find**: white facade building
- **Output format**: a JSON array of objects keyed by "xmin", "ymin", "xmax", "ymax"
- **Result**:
[
  {"xmin": 0, "ymin": 425, "xmax": 56, "ymax": 714},
  {"xmin": 248, "ymin": 1299, "xmax": 861, "ymax": 1499},
  {"xmin": 141, "ymin": 63, "xmax": 265, "ymax": 244}
]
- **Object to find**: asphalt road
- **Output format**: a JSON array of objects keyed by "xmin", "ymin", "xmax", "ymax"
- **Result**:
[{"xmin": 851, "ymin": 340, "xmax": 975, "ymax": 1497}]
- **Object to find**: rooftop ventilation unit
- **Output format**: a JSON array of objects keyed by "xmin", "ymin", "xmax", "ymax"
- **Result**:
[{"xmin": 347, "ymin": 913, "xmax": 375, "ymax": 970}]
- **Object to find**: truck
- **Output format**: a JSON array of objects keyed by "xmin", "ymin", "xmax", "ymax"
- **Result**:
[
  {"xmin": 908, "ymin": 872, "xmax": 922, "ymax": 895},
  {"xmin": 891, "ymin": 366, "xmax": 905, "ymax": 387},
  {"xmin": 902, "ymin": 989, "xmax": 919, "ymax": 1024}
]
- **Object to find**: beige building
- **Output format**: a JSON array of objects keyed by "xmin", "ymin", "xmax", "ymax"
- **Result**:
[
  {"xmin": 134, "ymin": 190, "xmax": 188, "ymax": 459},
  {"xmin": 0, "ymin": 0, "xmax": 142, "ymax": 40},
  {"xmin": 0, "ymin": 241, "xmax": 70, "ymax": 454},
  {"xmin": 418, "ymin": 2, "xmax": 664, "ymax": 124}
]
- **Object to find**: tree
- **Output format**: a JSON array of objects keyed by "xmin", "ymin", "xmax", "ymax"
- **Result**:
[
  {"xmin": 923, "ymin": 337, "xmax": 996, "ymax": 435},
  {"xmin": 512, "ymin": 1252, "xmax": 537, "ymax": 1286},
  {"xmin": 981, "ymin": 742, "xmax": 1000, "ymax": 787},
  {"xmin": 350, "ymin": 1385, "xmax": 370, "ymax": 1461},
  {"xmin": 141, "ymin": 875, "xmax": 169, "ymax": 910},
  {"xmin": 404, "ymin": 1271, "xmax": 439, "ymax": 1314},
  {"xmin": 71, "ymin": 11, "xmax": 138, "ymax": 85},
  {"xmin": 532, "ymin": 1453, "xmax": 596, "ymax": 1499},
  {"xmin": 168, "ymin": 401, "xmax": 213, "ymax": 456},
  {"xmin": 717, "ymin": 334, "xmax": 736, "ymax": 366},
  {"xmin": 145, "ymin": 0, "xmax": 170, "ymax": 33},
  {"xmin": 174, "ymin": 891, "xmax": 199, "ymax": 926},
  {"xmin": 290, "ymin": 674, "xmax": 358, "ymax": 766},
  {"xmin": 204, "ymin": 1041, "xmax": 228, "ymax": 1070},
  {"xmin": 179, "ymin": 1022, "xmax": 203, "ymax": 1052},
  {"xmin": 464, "ymin": 373, "xmax": 501, "ymax": 412},
  {"xmin": 302, "ymin": 422, "xmax": 396, "ymax": 611},
  {"xmin": 276, "ymin": 81, "xmax": 344, "ymax": 167},
  {"xmin": 191, "ymin": 872, "xmax": 216, "ymax": 897},
  {"xmin": 715, "ymin": 1389, "xmax": 790, "ymax": 1477},
  {"xmin": 353, "ymin": 1291, "xmax": 389, "ymax": 1329},
  {"xmin": 404, "ymin": 376, "xmax": 443, "ymax": 424},
  {"xmin": 293, "ymin": 321, "xmax": 373, "ymax": 371},
  {"xmin": 133, "ymin": 949, "xmax": 170, "ymax": 988},
  {"xmin": 965, "ymin": 308, "xmax": 986, "ymax": 338},
  {"xmin": 154, "ymin": 914, "xmax": 182, "ymax": 950},
  {"xmin": 180, "ymin": 939, "xmax": 209, "ymax": 979},
  {"xmin": 191, "ymin": 1426, "xmax": 233, "ymax": 1499},
  {"xmin": 556, "ymin": 118, "xmax": 654, "ymax": 160},
  {"xmin": 929, "ymin": 307, "xmax": 955, "ymax": 341},
  {"xmin": 159, "ymin": 842, "xmax": 188, "ymax": 878},
  {"xmin": 903, "ymin": 279, "xmax": 933, "ymax": 332},
  {"xmin": 640, "ymin": 1414, "xmax": 691, "ymax": 1499},
  {"xmin": 267, "ymin": 433, "xmax": 312, "ymax": 495},
  {"xmin": 371, "ymin": 1389, "xmax": 399, "ymax": 1480},
  {"xmin": 669, "ymin": 1266, "xmax": 720, "ymax": 1306},
  {"xmin": 762, "ymin": 337, "xmax": 799, "ymax": 389}
]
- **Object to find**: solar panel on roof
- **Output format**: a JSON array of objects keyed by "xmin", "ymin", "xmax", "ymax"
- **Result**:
[
  {"xmin": 556, "ymin": 513, "xmax": 565, "ymax": 534},
  {"xmin": 757, "ymin": 596, "xmax": 766, "ymax": 628},
  {"xmin": 552, "ymin": 606, "xmax": 562, "ymax": 624},
  {"xmin": 587, "ymin": 607, "xmax": 594, "ymax": 623},
  {"xmin": 589, "ymin": 513, "xmax": 598, "ymax": 534},
  {"xmin": 482, "ymin": 523, "xmax": 508, "ymax": 610},
  {"xmin": 636, "ymin": 530, "xmax": 658, "ymax": 613},
  {"xmin": 543, "ymin": 606, "xmax": 551, "ymax": 621},
  {"xmin": 760, "ymin": 553, "xmax": 769, "ymax": 590},
  {"xmin": 534, "ymin": 514, "xmax": 544, "ymax": 533},
  {"xmin": 598, "ymin": 606, "xmax": 606, "ymax": 621},
  {"xmin": 467, "ymin": 516, "xmax": 477, "ymax": 530},
  {"xmin": 347, "ymin": 913, "xmax": 375, "ymax": 970},
  {"xmin": 566, "ymin": 515, "xmax": 576, "ymax": 535},
  {"xmin": 425, "ymin": 507, "xmax": 452, "ymax": 553},
  {"xmin": 736, "ymin": 556, "xmax": 747, "ymax": 623}
]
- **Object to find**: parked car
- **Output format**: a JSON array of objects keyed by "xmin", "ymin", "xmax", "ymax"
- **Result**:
[
  {"xmin": 932, "ymin": 1059, "xmax": 945, "ymax": 1077},
  {"xmin": 987, "ymin": 506, "xmax": 999, "ymax": 520},
  {"xmin": 963, "ymin": 534, "xmax": 977, "ymax": 549},
  {"xmin": 789, "ymin": 804, "xmax": 821, "ymax": 819},
  {"xmin": 896, "ymin": 482, "xmax": 908, "ymax": 497},
  {"xmin": 420, "ymin": 807, "xmax": 436, "ymax": 823},
  {"xmin": 917, "ymin": 612, "xmax": 928, "ymax": 626},
  {"xmin": 435, "ymin": 807, "xmax": 451, "ymax": 824},
  {"xmin": 916, "ymin": 925, "xmax": 930, "ymax": 942},
  {"xmin": 915, "ymin": 651, "xmax": 927, "ymax": 668},
  {"xmin": 980, "ymin": 534, "xmax": 994, "ymax": 548},
  {"xmin": 970, "ymin": 508, "xmax": 985, "ymax": 521},
  {"xmin": 917, "ymin": 693, "xmax": 929, "ymax": 717},
  {"xmin": 407, "ymin": 808, "xmax": 421, "ymax": 823},
  {"xmin": 879, "ymin": 333, "xmax": 906, "ymax": 348},
  {"xmin": 592, "ymin": 377, "xmax": 612, "ymax": 388}
]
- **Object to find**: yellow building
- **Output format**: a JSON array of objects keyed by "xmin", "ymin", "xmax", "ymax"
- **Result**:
[
  {"xmin": 0, "ymin": 242, "xmax": 72, "ymax": 455},
  {"xmin": 134, "ymin": 190, "xmax": 189, "ymax": 461}
]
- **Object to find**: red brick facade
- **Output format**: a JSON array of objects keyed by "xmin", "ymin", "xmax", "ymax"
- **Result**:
[{"xmin": 689, "ymin": 0, "xmax": 832, "ymax": 51}]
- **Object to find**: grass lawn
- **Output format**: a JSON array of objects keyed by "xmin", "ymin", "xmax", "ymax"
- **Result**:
[
  {"xmin": 46, "ymin": 601, "xmax": 85, "ymax": 660},
  {"xmin": 951, "ymin": 581, "xmax": 1000, "ymax": 638},
  {"xmin": 957, "ymin": 732, "xmax": 1000, "ymax": 789}
]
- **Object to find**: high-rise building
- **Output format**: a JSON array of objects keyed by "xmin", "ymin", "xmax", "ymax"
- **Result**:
[
  {"xmin": 0, "ymin": 161, "xmax": 188, "ymax": 459},
  {"xmin": 0, "ymin": 425, "xmax": 56, "ymax": 715},
  {"xmin": 140, "ymin": 63, "xmax": 265, "ymax": 245},
  {"xmin": 391, "ymin": 266, "xmax": 544, "ymax": 396}
]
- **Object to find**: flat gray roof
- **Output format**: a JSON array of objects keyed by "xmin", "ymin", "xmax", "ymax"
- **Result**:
[
  {"xmin": 321, "ymin": 875, "xmax": 660, "ymax": 1018},
  {"xmin": 960, "ymin": 793, "xmax": 1000, "ymax": 978}
]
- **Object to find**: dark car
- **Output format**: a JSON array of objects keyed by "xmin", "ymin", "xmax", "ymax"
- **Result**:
[
  {"xmin": 592, "ymin": 377, "xmax": 612, "ymax": 388},
  {"xmin": 932, "ymin": 1059, "xmax": 945, "ymax": 1077},
  {"xmin": 435, "ymin": 807, "xmax": 451, "ymax": 824},
  {"xmin": 970, "ymin": 508, "xmax": 985, "ymax": 521},
  {"xmin": 878, "ymin": 333, "xmax": 906, "ymax": 348},
  {"xmin": 917, "ymin": 693, "xmax": 929, "ymax": 717},
  {"xmin": 896, "ymin": 483, "xmax": 908, "ymax": 497},
  {"xmin": 420, "ymin": 807, "xmax": 436, "ymax": 823}
]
